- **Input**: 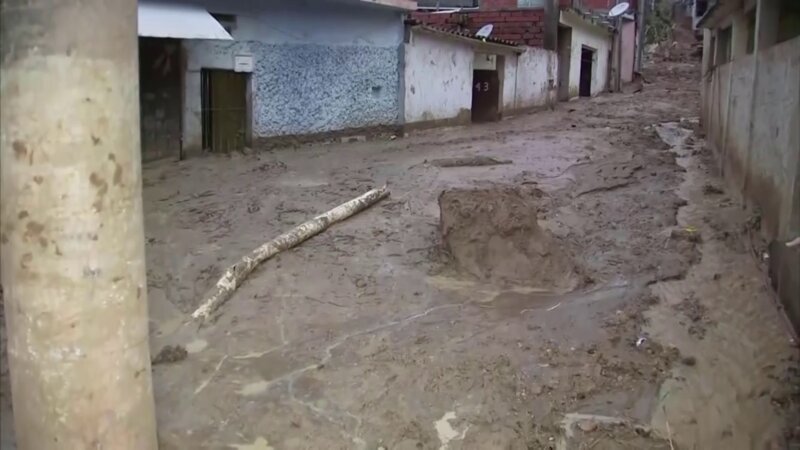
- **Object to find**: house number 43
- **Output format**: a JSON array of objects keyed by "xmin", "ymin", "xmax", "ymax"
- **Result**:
[{"xmin": 475, "ymin": 82, "xmax": 490, "ymax": 92}]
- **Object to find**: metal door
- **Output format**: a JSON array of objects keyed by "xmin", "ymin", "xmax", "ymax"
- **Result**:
[
  {"xmin": 201, "ymin": 69, "xmax": 248, "ymax": 152},
  {"xmin": 471, "ymin": 69, "xmax": 500, "ymax": 123}
]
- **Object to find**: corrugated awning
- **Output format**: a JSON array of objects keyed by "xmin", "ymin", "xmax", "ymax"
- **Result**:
[{"xmin": 138, "ymin": 1, "xmax": 233, "ymax": 40}]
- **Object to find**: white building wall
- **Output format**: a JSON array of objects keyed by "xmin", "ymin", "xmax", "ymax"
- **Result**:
[
  {"xmin": 502, "ymin": 55, "xmax": 518, "ymax": 111},
  {"xmin": 404, "ymin": 31, "xmax": 475, "ymax": 124},
  {"xmin": 503, "ymin": 48, "xmax": 559, "ymax": 112},
  {"xmin": 560, "ymin": 11, "xmax": 613, "ymax": 97},
  {"xmin": 404, "ymin": 30, "xmax": 559, "ymax": 124},
  {"xmin": 513, "ymin": 47, "xmax": 558, "ymax": 109}
]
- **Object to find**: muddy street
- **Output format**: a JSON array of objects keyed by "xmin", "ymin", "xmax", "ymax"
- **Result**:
[
  {"xmin": 107, "ymin": 58, "xmax": 800, "ymax": 448},
  {"xmin": 1, "ymin": 54, "xmax": 796, "ymax": 450}
]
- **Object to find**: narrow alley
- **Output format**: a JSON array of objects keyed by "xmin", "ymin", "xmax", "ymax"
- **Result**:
[{"xmin": 128, "ymin": 51, "xmax": 799, "ymax": 449}]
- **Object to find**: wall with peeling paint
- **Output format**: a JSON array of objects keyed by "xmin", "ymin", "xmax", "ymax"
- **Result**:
[
  {"xmin": 503, "ymin": 46, "xmax": 558, "ymax": 112},
  {"xmin": 404, "ymin": 31, "xmax": 475, "ymax": 125},
  {"xmin": 559, "ymin": 10, "xmax": 612, "ymax": 98}
]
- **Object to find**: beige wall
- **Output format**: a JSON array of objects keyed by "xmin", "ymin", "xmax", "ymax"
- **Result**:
[
  {"xmin": 559, "ymin": 10, "xmax": 613, "ymax": 97},
  {"xmin": 702, "ymin": 30, "xmax": 800, "ymax": 326}
]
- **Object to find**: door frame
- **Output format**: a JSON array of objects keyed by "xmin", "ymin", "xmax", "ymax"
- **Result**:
[{"xmin": 200, "ymin": 68, "xmax": 252, "ymax": 152}]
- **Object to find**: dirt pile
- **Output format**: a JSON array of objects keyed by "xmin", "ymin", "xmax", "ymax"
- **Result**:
[{"xmin": 438, "ymin": 186, "xmax": 581, "ymax": 291}]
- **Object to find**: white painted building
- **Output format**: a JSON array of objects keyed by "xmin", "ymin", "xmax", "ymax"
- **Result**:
[
  {"xmin": 403, "ymin": 25, "xmax": 558, "ymax": 127},
  {"xmin": 136, "ymin": 0, "xmax": 415, "ymax": 161},
  {"xmin": 557, "ymin": 9, "xmax": 613, "ymax": 99}
]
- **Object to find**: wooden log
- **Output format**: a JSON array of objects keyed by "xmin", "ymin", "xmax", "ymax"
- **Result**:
[{"xmin": 192, "ymin": 185, "xmax": 390, "ymax": 323}]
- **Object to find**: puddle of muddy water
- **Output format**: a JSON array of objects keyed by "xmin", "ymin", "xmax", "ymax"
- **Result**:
[{"xmin": 429, "ymin": 274, "xmax": 632, "ymax": 317}]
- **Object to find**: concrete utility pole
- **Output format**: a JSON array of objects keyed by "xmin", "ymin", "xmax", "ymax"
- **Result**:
[{"xmin": 0, "ymin": 1, "xmax": 158, "ymax": 448}]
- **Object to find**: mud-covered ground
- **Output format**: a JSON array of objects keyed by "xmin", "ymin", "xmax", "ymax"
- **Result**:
[{"xmin": 2, "ymin": 56, "xmax": 799, "ymax": 449}]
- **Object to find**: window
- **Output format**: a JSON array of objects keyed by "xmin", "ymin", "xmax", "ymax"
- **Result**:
[
  {"xmin": 695, "ymin": 0, "xmax": 708, "ymax": 18},
  {"xmin": 517, "ymin": 0, "xmax": 546, "ymax": 6},
  {"xmin": 716, "ymin": 26, "xmax": 732, "ymax": 65},
  {"xmin": 777, "ymin": 0, "xmax": 800, "ymax": 43}
]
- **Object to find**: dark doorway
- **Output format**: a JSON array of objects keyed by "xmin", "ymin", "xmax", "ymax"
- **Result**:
[
  {"xmin": 471, "ymin": 69, "xmax": 501, "ymax": 122},
  {"xmin": 201, "ymin": 69, "xmax": 249, "ymax": 153},
  {"xmin": 579, "ymin": 47, "xmax": 594, "ymax": 97},
  {"xmin": 139, "ymin": 37, "xmax": 183, "ymax": 162},
  {"xmin": 557, "ymin": 26, "xmax": 573, "ymax": 101}
]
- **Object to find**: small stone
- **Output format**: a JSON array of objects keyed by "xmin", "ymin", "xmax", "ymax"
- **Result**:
[
  {"xmin": 681, "ymin": 356, "xmax": 697, "ymax": 366},
  {"xmin": 152, "ymin": 345, "xmax": 187, "ymax": 365},
  {"xmin": 577, "ymin": 420, "xmax": 598, "ymax": 432}
]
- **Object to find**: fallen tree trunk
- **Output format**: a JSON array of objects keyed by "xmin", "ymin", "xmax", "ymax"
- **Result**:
[{"xmin": 192, "ymin": 186, "xmax": 390, "ymax": 323}]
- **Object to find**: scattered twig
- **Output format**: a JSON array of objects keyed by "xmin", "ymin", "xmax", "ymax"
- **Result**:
[
  {"xmin": 547, "ymin": 302, "xmax": 562, "ymax": 312},
  {"xmin": 536, "ymin": 160, "xmax": 594, "ymax": 179},
  {"xmin": 427, "ymin": 156, "xmax": 512, "ymax": 168},
  {"xmin": 194, "ymin": 355, "xmax": 228, "ymax": 396},
  {"xmin": 664, "ymin": 407, "xmax": 675, "ymax": 450}
]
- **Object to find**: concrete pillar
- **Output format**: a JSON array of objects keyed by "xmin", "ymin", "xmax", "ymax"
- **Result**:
[
  {"xmin": 0, "ymin": 1, "xmax": 158, "ymax": 449},
  {"xmin": 755, "ymin": 0, "xmax": 780, "ymax": 50}
]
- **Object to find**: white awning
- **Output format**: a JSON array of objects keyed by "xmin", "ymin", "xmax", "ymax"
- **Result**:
[{"xmin": 138, "ymin": 1, "xmax": 233, "ymax": 40}]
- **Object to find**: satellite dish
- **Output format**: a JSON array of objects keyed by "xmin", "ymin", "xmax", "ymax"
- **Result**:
[
  {"xmin": 608, "ymin": 2, "xmax": 630, "ymax": 17},
  {"xmin": 476, "ymin": 24, "xmax": 493, "ymax": 38}
]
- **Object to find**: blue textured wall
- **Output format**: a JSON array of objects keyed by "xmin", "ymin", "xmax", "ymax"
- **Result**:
[
  {"xmin": 253, "ymin": 43, "xmax": 401, "ymax": 137},
  {"xmin": 181, "ymin": 0, "xmax": 405, "ymax": 147}
]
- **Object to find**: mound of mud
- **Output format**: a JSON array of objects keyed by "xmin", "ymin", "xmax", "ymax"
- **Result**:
[{"xmin": 438, "ymin": 186, "xmax": 581, "ymax": 291}]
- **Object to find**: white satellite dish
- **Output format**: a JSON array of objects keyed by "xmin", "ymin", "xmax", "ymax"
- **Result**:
[
  {"xmin": 608, "ymin": 2, "xmax": 630, "ymax": 17},
  {"xmin": 476, "ymin": 24, "xmax": 493, "ymax": 38}
]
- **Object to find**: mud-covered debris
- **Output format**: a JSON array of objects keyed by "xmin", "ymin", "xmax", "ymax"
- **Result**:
[
  {"xmin": 702, "ymin": 184, "xmax": 724, "ymax": 195},
  {"xmin": 577, "ymin": 419, "xmax": 598, "ymax": 432},
  {"xmin": 428, "ymin": 156, "xmax": 512, "ymax": 168},
  {"xmin": 152, "ymin": 345, "xmax": 188, "ymax": 365},
  {"xmin": 671, "ymin": 226, "xmax": 702, "ymax": 243},
  {"xmin": 252, "ymin": 160, "xmax": 288, "ymax": 174},
  {"xmin": 438, "ymin": 186, "xmax": 581, "ymax": 290},
  {"xmin": 681, "ymin": 356, "xmax": 697, "ymax": 366},
  {"xmin": 674, "ymin": 294, "xmax": 713, "ymax": 339}
]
